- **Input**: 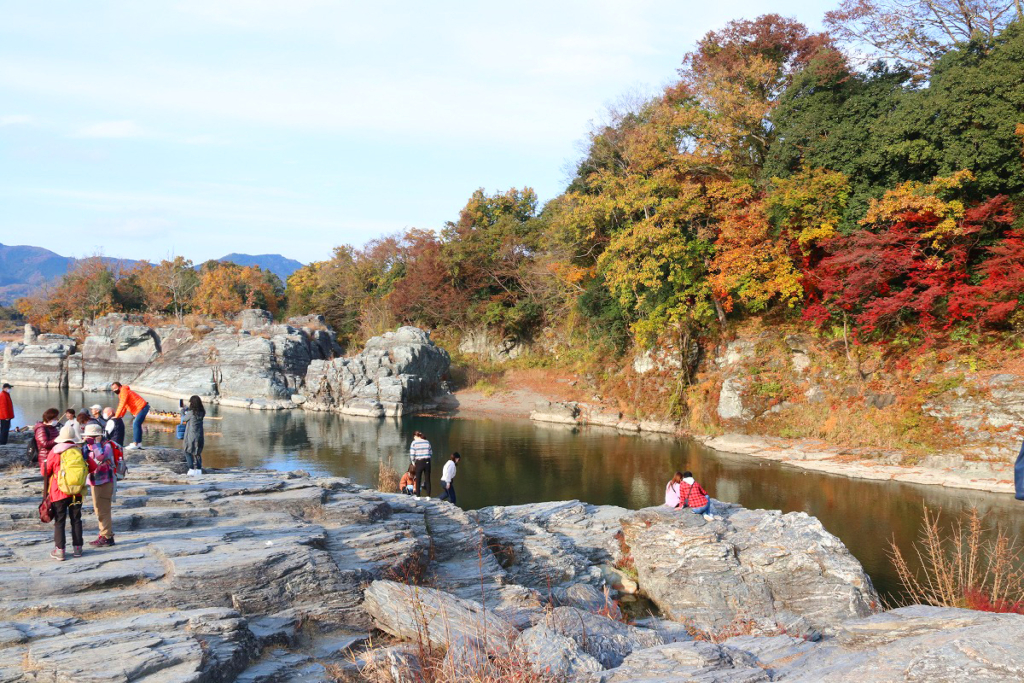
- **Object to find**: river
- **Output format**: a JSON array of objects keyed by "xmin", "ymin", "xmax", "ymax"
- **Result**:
[{"xmin": 9, "ymin": 386, "xmax": 1022, "ymax": 601}]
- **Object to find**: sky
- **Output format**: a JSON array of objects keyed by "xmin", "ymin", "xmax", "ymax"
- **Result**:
[{"xmin": 0, "ymin": 0, "xmax": 828, "ymax": 265}]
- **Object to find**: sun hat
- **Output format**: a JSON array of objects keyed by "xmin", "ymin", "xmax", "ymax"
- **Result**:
[
  {"xmin": 83, "ymin": 424, "xmax": 103, "ymax": 438},
  {"xmin": 57, "ymin": 424, "xmax": 78, "ymax": 444}
]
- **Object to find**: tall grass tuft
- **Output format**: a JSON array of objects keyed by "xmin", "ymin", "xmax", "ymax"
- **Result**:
[
  {"xmin": 378, "ymin": 456, "xmax": 400, "ymax": 493},
  {"xmin": 889, "ymin": 506, "xmax": 1024, "ymax": 613}
]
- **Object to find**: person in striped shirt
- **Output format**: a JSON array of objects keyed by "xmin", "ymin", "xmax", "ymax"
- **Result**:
[{"xmin": 409, "ymin": 431, "xmax": 433, "ymax": 496}]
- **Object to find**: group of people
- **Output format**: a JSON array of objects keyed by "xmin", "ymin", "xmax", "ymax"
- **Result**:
[
  {"xmin": 398, "ymin": 431, "xmax": 461, "ymax": 505},
  {"xmin": 24, "ymin": 382, "xmax": 207, "ymax": 561},
  {"xmin": 665, "ymin": 470, "xmax": 716, "ymax": 520}
]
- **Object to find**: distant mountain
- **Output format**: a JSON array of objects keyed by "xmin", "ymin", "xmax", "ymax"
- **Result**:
[
  {"xmin": 217, "ymin": 253, "xmax": 304, "ymax": 282},
  {"xmin": 0, "ymin": 243, "xmax": 301, "ymax": 304}
]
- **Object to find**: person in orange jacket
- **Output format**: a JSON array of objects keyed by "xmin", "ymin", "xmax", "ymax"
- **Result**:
[
  {"xmin": 0, "ymin": 383, "xmax": 13, "ymax": 445},
  {"xmin": 110, "ymin": 382, "xmax": 150, "ymax": 449}
]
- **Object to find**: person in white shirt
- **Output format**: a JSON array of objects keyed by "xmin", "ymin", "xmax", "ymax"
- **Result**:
[{"xmin": 439, "ymin": 452, "xmax": 461, "ymax": 506}]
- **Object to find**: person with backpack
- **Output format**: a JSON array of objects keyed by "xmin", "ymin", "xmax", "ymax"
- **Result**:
[
  {"xmin": 32, "ymin": 408, "xmax": 60, "ymax": 492},
  {"xmin": 0, "ymin": 383, "xmax": 13, "ymax": 445},
  {"xmin": 82, "ymin": 423, "xmax": 117, "ymax": 547},
  {"xmin": 111, "ymin": 382, "xmax": 149, "ymax": 449},
  {"xmin": 679, "ymin": 471, "xmax": 716, "ymax": 521},
  {"xmin": 409, "ymin": 431, "xmax": 433, "ymax": 496},
  {"xmin": 439, "ymin": 452, "xmax": 461, "ymax": 505},
  {"xmin": 180, "ymin": 395, "xmax": 205, "ymax": 476},
  {"xmin": 43, "ymin": 425, "xmax": 92, "ymax": 561}
]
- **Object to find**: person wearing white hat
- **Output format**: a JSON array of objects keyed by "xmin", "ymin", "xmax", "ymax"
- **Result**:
[
  {"xmin": 43, "ymin": 424, "xmax": 90, "ymax": 561},
  {"xmin": 82, "ymin": 423, "xmax": 117, "ymax": 547},
  {"xmin": 87, "ymin": 405, "xmax": 104, "ymax": 430}
]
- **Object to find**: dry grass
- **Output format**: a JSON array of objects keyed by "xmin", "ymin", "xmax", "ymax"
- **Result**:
[
  {"xmin": 889, "ymin": 506, "xmax": 1024, "ymax": 613},
  {"xmin": 378, "ymin": 457, "xmax": 400, "ymax": 494}
]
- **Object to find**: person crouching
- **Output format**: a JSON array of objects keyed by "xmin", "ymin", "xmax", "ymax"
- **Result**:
[
  {"xmin": 679, "ymin": 471, "xmax": 716, "ymax": 521},
  {"xmin": 439, "ymin": 452, "xmax": 461, "ymax": 506}
]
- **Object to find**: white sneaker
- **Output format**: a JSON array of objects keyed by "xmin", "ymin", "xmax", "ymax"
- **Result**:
[
  {"xmin": 703, "ymin": 514, "xmax": 714, "ymax": 521},
  {"xmin": 186, "ymin": 469, "xmax": 195, "ymax": 476},
  {"xmin": 194, "ymin": 470, "xmax": 203, "ymax": 477},
  {"xmin": 126, "ymin": 443, "xmax": 138, "ymax": 450}
]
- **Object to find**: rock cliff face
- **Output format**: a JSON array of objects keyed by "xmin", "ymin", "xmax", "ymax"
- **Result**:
[
  {"xmin": 303, "ymin": 326, "xmax": 451, "ymax": 417},
  {"xmin": 1, "ymin": 315, "xmax": 452, "ymax": 414},
  {"xmin": 0, "ymin": 451, "xmax": 1019, "ymax": 681}
]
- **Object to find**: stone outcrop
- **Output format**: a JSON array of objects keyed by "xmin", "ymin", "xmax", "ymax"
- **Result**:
[
  {"xmin": 1, "ymin": 449, "xmax": 1020, "ymax": 681},
  {"xmin": 302, "ymin": 326, "xmax": 451, "ymax": 417}
]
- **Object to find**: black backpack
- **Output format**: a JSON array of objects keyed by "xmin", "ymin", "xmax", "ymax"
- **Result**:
[{"xmin": 26, "ymin": 433, "xmax": 39, "ymax": 467}]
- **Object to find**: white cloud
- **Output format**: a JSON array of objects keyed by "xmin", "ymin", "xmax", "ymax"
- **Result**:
[
  {"xmin": 74, "ymin": 119, "xmax": 147, "ymax": 138},
  {"xmin": 0, "ymin": 114, "xmax": 33, "ymax": 126}
]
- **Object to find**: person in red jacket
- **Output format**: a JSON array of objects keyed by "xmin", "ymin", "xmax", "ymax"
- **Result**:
[
  {"xmin": 43, "ymin": 425, "xmax": 99, "ymax": 561},
  {"xmin": 111, "ymin": 382, "xmax": 149, "ymax": 449},
  {"xmin": 34, "ymin": 408, "xmax": 60, "ymax": 493},
  {"xmin": 679, "ymin": 471, "xmax": 716, "ymax": 521},
  {"xmin": 0, "ymin": 383, "xmax": 13, "ymax": 445}
]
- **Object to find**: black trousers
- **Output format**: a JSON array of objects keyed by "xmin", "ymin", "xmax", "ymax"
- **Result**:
[
  {"xmin": 0, "ymin": 419, "xmax": 9, "ymax": 445},
  {"xmin": 53, "ymin": 497, "xmax": 83, "ymax": 549},
  {"xmin": 440, "ymin": 481, "xmax": 457, "ymax": 505},
  {"xmin": 413, "ymin": 459, "xmax": 431, "ymax": 496}
]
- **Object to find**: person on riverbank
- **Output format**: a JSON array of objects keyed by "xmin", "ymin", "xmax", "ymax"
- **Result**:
[
  {"xmin": 181, "ymin": 395, "xmax": 205, "ymax": 476},
  {"xmin": 88, "ymin": 405, "xmax": 104, "ymax": 429},
  {"xmin": 665, "ymin": 471, "xmax": 684, "ymax": 508},
  {"xmin": 409, "ymin": 430, "xmax": 432, "ymax": 496},
  {"xmin": 679, "ymin": 471, "xmax": 715, "ymax": 521},
  {"xmin": 82, "ymin": 423, "xmax": 116, "ymax": 547},
  {"xmin": 399, "ymin": 464, "xmax": 416, "ymax": 495},
  {"xmin": 111, "ymin": 382, "xmax": 150, "ymax": 450},
  {"xmin": 439, "ymin": 452, "xmax": 460, "ymax": 505},
  {"xmin": 44, "ymin": 425, "xmax": 90, "ymax": 561},
  {"xmin": 0, "ymin": 383, "xmax": 13, "ymax": 445},
  {"xmin": 102, "ymin": 407, "xmax": 125, "ymax": 447},
  {"xmin": 33, "ymin": 408, "xmax": 60, "ymax": 493}
]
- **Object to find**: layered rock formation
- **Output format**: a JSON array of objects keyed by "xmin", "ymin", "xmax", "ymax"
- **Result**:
[
  {"xmin": 0, "ymin": 450, "xmax": 1020, "ymax": 681},
  {"xmin": 303, "ymin": 326, "xmax": 451, "ymax": 417},
  {"xmin": 1, "ymin": 315, "xmax": 452, "ymax": 414}
]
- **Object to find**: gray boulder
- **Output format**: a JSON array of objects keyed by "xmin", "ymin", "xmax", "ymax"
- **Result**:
[
  {"xmin": 622, "ymin": 506, "xmax": 878, "ymax": 635},
  {"xmin": 514, "ymin": 623, "xmax": 604, "ymax": 678},
  {"xmin": 361, "ymin": 580, "xmax": 518, "ymax": 654},
  {"xmin": 530, "ymin": 400, "xmax": 580, "ymax": 425},
  {"xmin": 543, "ymin": 606, "xmax": 664, "ymax": 669}
]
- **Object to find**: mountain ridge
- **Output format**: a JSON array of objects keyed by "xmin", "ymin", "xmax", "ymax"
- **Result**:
[{"xmin": 0, "ymin": 243, "xmax": 303, "ymax": 304}]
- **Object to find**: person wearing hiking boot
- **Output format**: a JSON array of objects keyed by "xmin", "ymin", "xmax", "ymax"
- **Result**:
[
  {"xmin": 439, "ymin": 452, "xmax": 461, "ymax": 506},
  {"xmin": 409, "ymin": 430, "xmax": 432, "ymax": 496},
  {"xmin": 0, "ymin": 383, "xmax": 13, "ymax": 445},
  {"xmin": 33, "ymin": 408, "xmax": 60, "ymax": 494},
  {"xmin": 180, "ymin": 395, "xmax": 206, "ymax": 476},
  {"xmin": 44, "ymin": 425, "xmax": 93, "ymax": 560},
  {"xmin": 679, "ymin": 471, "xmax": 715, "ymax": 521},
  {"xmin": 82, "ymin": 423, "xmax": 116, "ymax": 547},
  {"xmin": 111, "ymin": 382, "xmax": 149, "ymax": 449}
]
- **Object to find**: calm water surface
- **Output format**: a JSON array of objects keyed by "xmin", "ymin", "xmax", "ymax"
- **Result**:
[{"xmin": 10, "ymin": 386, "xmax": 1024, "ymax": 600}]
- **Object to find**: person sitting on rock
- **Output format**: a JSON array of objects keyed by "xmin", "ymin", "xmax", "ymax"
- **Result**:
[
  {"xmin": 409, "ymin": 430, "xmax": 432, "ymax": 496},
  {"xmin": 102, "ymin": 407, "xmax": 125, "ymax": 447},
  {"xmin": 111, "ymin": 382, "xmax": 150, "ymax": 450},
  {"xmin": 82, "ymin": 423, "xmax": 117, "ymax": 547},
  {"xmin": 679, "ymin": 471, "xmax": 716, "ymax": 521},
  {"xmin": 399, "ymin": 463, "xmax": 416, "ymax": 495},
  {"xmin": 665, "ymin": 471, "xmax": 684, "ymax": 509}
]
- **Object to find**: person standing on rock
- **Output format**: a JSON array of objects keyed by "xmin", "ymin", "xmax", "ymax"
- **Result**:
[
  {"xmin": 34, "ymin": 408, "xmax": 60, "ymax": 493},
  {"xmin": 102, "ymin": 407, "xmax": 125, "ymax": 447},
  {"xmin": 0, "ymin": 383, "xmax": 13, "ymax": 445},
  {"xmin": 87, "ymin": 405, "xmax": 104, "ymax": 429},
  {"xmin": 409, "ymin": 430, "xmax": 432, "ymax": 496},
  {"xmin": 44, "ymin": 425, "xmax": 91, "ymax": 561},
  {"xmin": 181, "ymin": 395, "xmax": 206, "ymax": 476},
  {"xmin": 82, "ymin": 423, "xmax": 117, "ymax": 547},
  {"xmin": 111, "ymin": 382, "xmax": 150, "ymax": 450},
  {"xmin": 680, "ymin": 471, "xmax": 716, "ymax": 521},
  {"xmin": 439, "ymin": 452, "xmax": 460, "ymax": 505}
]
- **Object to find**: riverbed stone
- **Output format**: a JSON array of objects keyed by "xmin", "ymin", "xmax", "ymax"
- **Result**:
[
  {"xmin": 515, "ymin": 623, "xmax": 605, "ymax": 678},
  {"xmin": 622, "ymin": 506, "xmax": 878, "ymax": 635}
]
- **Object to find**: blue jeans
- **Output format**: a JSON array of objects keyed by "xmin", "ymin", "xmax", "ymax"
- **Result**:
[
  {"xmin": 132, "ymin": 403, "xmax": 149, "ymax": 445},
  {"xmin": 691, "ymin": 501, "xmax": 712, "ymax": 515},
  {"xmin": 440, "ymin": 481, "xmax": 456, "ymax": 505}
]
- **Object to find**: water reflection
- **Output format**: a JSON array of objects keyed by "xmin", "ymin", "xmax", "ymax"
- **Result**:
[{"xmin": 10, "ymin": 387, "xmax": 1023, "ymax": 600}]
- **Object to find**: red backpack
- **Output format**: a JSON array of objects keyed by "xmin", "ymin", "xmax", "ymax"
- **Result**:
[{"xmin": 110, "ymin": 441, "xmax": 127, "ymax": 480}]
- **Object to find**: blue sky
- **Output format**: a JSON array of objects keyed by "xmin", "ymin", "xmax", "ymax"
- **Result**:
[{"xmin": 0, "ymin": 1, "xmax": 827, "ymax": 265}]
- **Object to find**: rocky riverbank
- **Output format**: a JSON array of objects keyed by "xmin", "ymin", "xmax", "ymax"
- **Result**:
[{"xmin": 1, "ymin": 445, "xmax": 1021, "ymax": 681}]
